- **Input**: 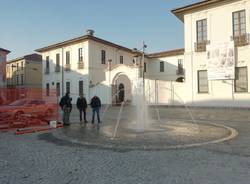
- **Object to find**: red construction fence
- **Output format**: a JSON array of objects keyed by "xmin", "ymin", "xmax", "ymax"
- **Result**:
[{"xmin": 0, "ymin": 88, "xmax": 60, "ymax": 130}]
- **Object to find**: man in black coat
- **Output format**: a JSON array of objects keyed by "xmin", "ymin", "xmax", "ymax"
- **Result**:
[
  {"xmin": 90, "ymin": 96, "xmax": 101, "ymax": 128},
  {"xmin": 76, "ymin": 94, "xmax": 88, "ymax": 123},
  {"xmin": 59, "ymin": 92, "xmax": 72, "ymax": 126}
]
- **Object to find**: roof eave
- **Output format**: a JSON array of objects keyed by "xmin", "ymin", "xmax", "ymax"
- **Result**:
[
  {"xmin": 35, "ymin": 35, "xmax": 89, "ymax": 53},
  {"xmin": 35, "ymin": 35, "xmax": 136, "ymax": 54},
  {"xmin": 171, "ymin": 0, "xmax": 236, "ymax": 22},
  {"xmin": 0, "ymin": 48, "xmax": 11, "ymax": 54},
  {"xmin": 171, "ymin": 10, "xmax": 184, "ymax": 22}
]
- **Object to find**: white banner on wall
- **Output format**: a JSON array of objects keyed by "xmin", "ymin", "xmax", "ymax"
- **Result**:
[{"xmin": 206, "ymin": 41, "xmax": 235, "ymax": 80}]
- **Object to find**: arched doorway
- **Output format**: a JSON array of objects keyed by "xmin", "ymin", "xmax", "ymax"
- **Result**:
[
  {"xmin": 112, "ymin": 73, "xmax": 132, "ymax": 105},
  {"xmin": 118, "ymin": 83, "xmax": 125, "ymax": 102}
]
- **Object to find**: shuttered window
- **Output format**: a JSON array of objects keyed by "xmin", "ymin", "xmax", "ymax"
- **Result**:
[
  {"xmin": 101, "ymin": 50, "xmax": 106, "ymax": 64},
  {"xmin": 79, "ymin": 80, "xmax": 84, "ymax": 96},
  {"xmin": 66, "ymin": 51, "xmax": 70, "ymax": 64},
  {"xmin": 66, "ymin": 82, "xmax": 70, "ymax": 93},
  {"xmin": 160, "ymin": 61, "xmax": 164, "ymax": 72}
]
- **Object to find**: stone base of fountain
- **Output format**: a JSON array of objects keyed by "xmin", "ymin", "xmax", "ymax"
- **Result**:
[{"xmin": 39, "ymin": 118, "xmax": 237, "ymax": 151}]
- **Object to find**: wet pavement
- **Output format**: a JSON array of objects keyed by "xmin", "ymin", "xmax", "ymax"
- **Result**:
[{"xmin": 1, "ymin": 106, "xmax": 250, "ymax": 184}]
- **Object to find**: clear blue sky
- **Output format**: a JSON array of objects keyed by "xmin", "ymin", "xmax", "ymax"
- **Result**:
[{"xmin": 1, "ymin": 0, "xmax": 200, "ymax": 60}]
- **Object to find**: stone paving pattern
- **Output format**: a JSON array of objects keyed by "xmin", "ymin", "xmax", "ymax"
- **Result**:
[{"xmin": 1, "ymin": 107, "xmax": 250, "ymax": 184}]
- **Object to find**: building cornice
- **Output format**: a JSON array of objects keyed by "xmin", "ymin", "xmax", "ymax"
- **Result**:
[
  {"xmin": 0, "ymin": 48, "xmax": 11, "ymax": 54},
  {"xmin": 7, "ymin": 54, "xmax": 42, "ymax": 64},
  {"xmin": 35, "ymin": 35, "xmax": 137, "ymax": 54},
  {"xmin": 147, "ymin": 48, "xmax": 184, "ymax": 59},
  {"xmin": 171, "ymin": 0, "xmax": 239, "ymax": 22}
]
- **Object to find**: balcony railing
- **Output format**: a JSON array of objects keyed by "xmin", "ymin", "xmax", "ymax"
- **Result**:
[
  {"xmin": 44, "ymin": 67, "xmax": 50, "ymax": 74},
  {"xmin": 55, "ymin": 65, "xmax": 60, "ymax": 72},
  {"xmin": 176, "ymin": 68, "xmax": 184, "ymax": 75},
  {"xmin": 64, "ymin": 64, "xmax": 71, "ymax": 71},
  {"xmin": 78, "ymin": 62, "xmax": 84, "ymax": 69},
  {"xmin": 194, "ymin": 40, "xmax": 210, "ymax": 52},
  {"xmin": 231, "ymin": 34, "xmax": 250, "ymax": 47}
]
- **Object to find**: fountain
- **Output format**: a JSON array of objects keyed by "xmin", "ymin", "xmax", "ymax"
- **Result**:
[
  {"xmin": 39, "ymin": 43, "xmax": 238, "ymax": 151},
  {"xmin": 41, "ymin": 78, "xmax": 238, "ymax": 151}
]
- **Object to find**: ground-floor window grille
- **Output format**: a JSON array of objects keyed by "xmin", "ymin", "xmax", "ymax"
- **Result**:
[
  {"xmin": 79, "ymin": 80, "xmax": 83, "ymax": 96},
  {"xmin": 198, "ymin": 70, "xmax": 208, "ymax": 93},
  {"xmin": 235, "ymin": 67, "xmax": 248, "ymax": 93},
  {"xmin": 46, "ymin": 83, "xmax": 50, "ymax": 96},
  {"xmin": 21, "ymin": 74, "xmax": 24, "ymax": 85},
  {"xmin": 66, "ymin": 82, "xmax": 70, "ymax": 93},
  {"xmin": 56, "ymin": 82, "xmax": 60, "ymax": 96}
]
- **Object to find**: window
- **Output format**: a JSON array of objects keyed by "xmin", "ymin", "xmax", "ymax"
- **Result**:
[
  {"xmin": 196, "ymin": 19, "xmax": 207, "ymax": 43},
  {"xmin": 66, "ymin": 51, "xmax": 70, "ymax": 64},
  {"xmin": 235, "ymin": 67, "xmax": 248, "ymax": 93},
  {"xmin": 178, "ymin": 59, "xmax": 183, "ymax": 66},
  {"xmin": 79, "ymin": 48, "xmax": 83, "ymax": 62},
  {"xmin": 46, "ymin": 83, "xmax": 50, "ymax": 96},
  {"xmin": 21, "ymin": 74, "xmax": 24, "ymax": 85},
  {"xmin": 66, "ymin": 82, "xmax": 70, "ymax": 93},
  {"xmin": 16, "ymin": 75, "xmax": 19, "ymax": 85},
  {"xmin": 160, "ymin": 61, "xmax": 164, "ymax": 72},
  {"xmin": 133, "ymin": 58, "xmax": 136, "ymax": 64},
  {"xmin": 16, "ymin": 63, "xmax": 19, "ymax": 71},
  {"xmin": 101, "ymin": 50, "xmax": 106, "ymax": 64},
  {"xmin": 56, "ymin": 82, "xmax": 60, "ymax": 96},
  {"xmin": 144, "ymin": 62, "xmax": 146, "ymax": 72},
  {"xmin": 177, "ymin": 59, "xmax": 184, "ymax": 75},
  {"xmin": 233, "ymin": 10, "xmax": 246, "ymax": 36},
  {"xmin": 56, "ymin": 53, "xmax": 60, "ymax": 66},
  {"xmin": 79, "ymin": 80, "xmax": 83, "ymax": 96},
  {"xmin": 46, "ymin": 56, "xmax": 50, "ymax": 68},
  {"xmin": 120, "ymin": 56, "xmax": 123, "ymax": 64},
  {"xmin": 198, "ymin": 70, "xmax": 208, "ymax": 93},
  {"xmin": 21, "ymin": 62, "xmax": 24, "ymax": 70}
]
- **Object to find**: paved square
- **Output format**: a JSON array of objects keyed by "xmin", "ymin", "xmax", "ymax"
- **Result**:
[{"xmin": 1, "ymin": 107, "xmax": 250, "ymax": 184}]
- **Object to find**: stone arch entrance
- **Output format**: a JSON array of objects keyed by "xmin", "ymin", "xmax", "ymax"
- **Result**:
[
  {"xmin": 118, "ymin": 83, "xmax": 125, "ymax": 102},
  {"xmin": 112, "ymin": 73, "xmax": 132, "ymax": 104}
]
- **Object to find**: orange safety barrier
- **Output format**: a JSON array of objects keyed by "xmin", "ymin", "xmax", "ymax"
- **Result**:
[{"xmin": 0, "ymin": 87, "xmax": 60, "ymax": 132}]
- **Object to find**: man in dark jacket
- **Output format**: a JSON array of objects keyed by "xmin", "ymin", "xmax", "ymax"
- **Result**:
[
  {"xmin": 59, "ymin": 92, "xmax": 72, "ymax": 126},
  {"xmin": 90, "ymin": 96, "xmax": 101, "ymax": 128},
  {"xmin": 76, "ymin": 94, "xmax": 88, "ymax": 123}
]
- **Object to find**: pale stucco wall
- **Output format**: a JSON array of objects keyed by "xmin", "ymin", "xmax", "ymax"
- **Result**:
[{"xmin": 183, "ymin": 0, "xmax": 250, "ymax": 107}]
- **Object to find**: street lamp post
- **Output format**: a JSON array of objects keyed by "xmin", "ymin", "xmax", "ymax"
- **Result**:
[{"xmin": 142, "ymin": 41, "xmax": 147, "ymax": 100}]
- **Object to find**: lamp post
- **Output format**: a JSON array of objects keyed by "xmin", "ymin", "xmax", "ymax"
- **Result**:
[
  {"xmin": 133, "ymin": 41, "xmax": 147, "ymax": 98},
  {"xmin": 142, "ymin": 41, "xmax": 147, "ymax": 99}
]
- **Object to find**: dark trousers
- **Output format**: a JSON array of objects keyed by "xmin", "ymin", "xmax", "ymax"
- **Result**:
[
  {"xmin": 63, "ymin": 107, "xmax": 71, "ymax": 125},
  {"xmin": 79, "ymin": 108, "xmax": 87, "ymax": 122},
  {"xmin": 92, "ymin": 107, "xmax": 100, "ymax": 124}
]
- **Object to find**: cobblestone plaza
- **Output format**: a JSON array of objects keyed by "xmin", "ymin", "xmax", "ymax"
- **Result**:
[{"xmin": 1, "ymin": 107, "xmax": 250, "ymax": 184}]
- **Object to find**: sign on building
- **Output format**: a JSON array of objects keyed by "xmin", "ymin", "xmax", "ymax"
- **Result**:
[{"xmin": 206, "ymin": 42, "xmax": 235, "ymax": 80}]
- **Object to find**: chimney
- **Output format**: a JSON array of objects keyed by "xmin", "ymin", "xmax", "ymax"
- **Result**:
[{"xmin": 86, "ymin": 29, "xmax": 95, "ymax": 36}]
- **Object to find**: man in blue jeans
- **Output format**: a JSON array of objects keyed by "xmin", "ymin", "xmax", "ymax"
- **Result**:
[{"xmin": 90, "ymin": 96, "xmax": 101, "ymax": 128}]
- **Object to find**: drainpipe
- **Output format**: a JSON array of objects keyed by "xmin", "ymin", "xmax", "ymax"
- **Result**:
[{"xmin": 191, "ymin": 14, "xmax": 194, "ymax": 105}]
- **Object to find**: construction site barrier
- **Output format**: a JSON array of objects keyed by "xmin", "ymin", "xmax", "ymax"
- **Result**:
[{"xmin": 0, "ymin": 88, "xmax": 59, "ymax": 131}]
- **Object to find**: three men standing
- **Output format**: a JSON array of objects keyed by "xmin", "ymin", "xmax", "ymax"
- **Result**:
[
  {"xmin": 76, "ymin": 94, "xmax": 88, "ymax": 123},
  {"xmin": 59, "ymin": 93, "xmax": 102, "ymax": 128}
]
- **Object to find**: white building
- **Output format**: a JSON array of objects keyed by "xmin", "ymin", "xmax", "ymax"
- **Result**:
[
  {"xmin": 172, "ymin": 0, "xmax": 250, "ymax": 107},
  {"xmin": 36, "ymin": 0, "xmax": 250, "ymax": 108}
]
